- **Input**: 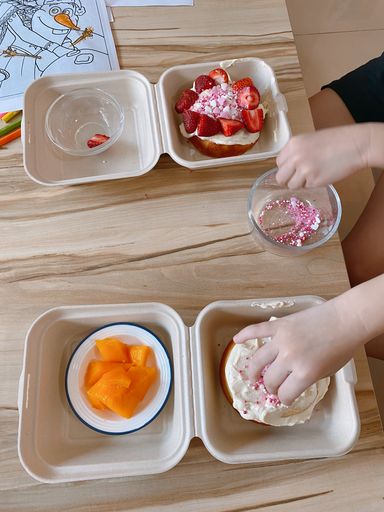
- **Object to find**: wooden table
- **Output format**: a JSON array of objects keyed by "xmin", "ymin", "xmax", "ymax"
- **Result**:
[{"xmin": 1, "ymin": 1, "xmax": 383, "ymax": 510}]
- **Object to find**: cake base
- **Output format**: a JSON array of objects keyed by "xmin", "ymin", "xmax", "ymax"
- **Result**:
[
  {"xmin": 220, "ymin": 340, "xmax": 266, "ymax": 425},
  {"xmin": 219, "ymin": 340, "xmax": 235, "ymax": 406},
  {"xmin": 189, "ymin": 136, "xmax": 257, "ymax": 158}
]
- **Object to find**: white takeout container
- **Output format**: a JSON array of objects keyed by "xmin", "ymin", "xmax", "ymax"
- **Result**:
[
  {"xmin": 18, "ymin": 296, "xmax": 360, "ymax": 484},
  {"xmin": 23, "ymin": 57, "xmax": 291, "ymax": 186}
]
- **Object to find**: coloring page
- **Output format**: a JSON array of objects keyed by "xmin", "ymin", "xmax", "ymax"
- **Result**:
[
  {"xmin": 0, "ymin": 0, "xmax": 119, "ymax": 111},
  {"xmin": 106, "ymin": 1, "xmax": 193, "ymax": 6}
]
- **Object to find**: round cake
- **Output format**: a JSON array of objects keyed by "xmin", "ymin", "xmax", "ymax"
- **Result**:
[
  {"xmin": 174, "ymin": 67, "xmax": 267, "ymax": 158},
  {"xmin": 220, "ymin": 336, "xmax": 330, "ymax": 427}
]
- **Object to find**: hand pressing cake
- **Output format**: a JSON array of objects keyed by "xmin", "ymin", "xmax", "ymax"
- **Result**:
[
  {"xmin": 220, "ymin": 329, "xmax": 330, "ymax": 426},
  {"xmin": 175, "ymin": 67, "xmax": 267, "ymax": 158}
]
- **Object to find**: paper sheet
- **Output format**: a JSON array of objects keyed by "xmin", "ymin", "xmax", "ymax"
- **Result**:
[
  {"xmin": 106, "ymin": 1, "xmax": 193, "ymax": 6},
  {"xmin": 0, "ymin": 0, "xmax": 119, "ymax": 111}
]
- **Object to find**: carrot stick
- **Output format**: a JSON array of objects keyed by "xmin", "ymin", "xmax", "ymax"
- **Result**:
[{"xmin": 0, "ymin": 127, "xmax": 21, "ymax": 146}]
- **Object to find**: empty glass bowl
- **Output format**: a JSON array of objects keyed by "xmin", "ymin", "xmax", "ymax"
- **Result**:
[
  {"xmin": 45, "ymin": 88, "xmax": 124, "ymax": 156},
  {"xmin": 248, "ymin": 168, "xmax": 342, "ymax": 256}
]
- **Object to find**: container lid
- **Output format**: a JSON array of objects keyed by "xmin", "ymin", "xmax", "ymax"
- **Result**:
[
  {"xmin": 18, "ymin": 303, "xmax": 194, "ymax": 483},
  {"xmin": 23, "ymin": 71, "xmax": 163, "ymax": 186}
]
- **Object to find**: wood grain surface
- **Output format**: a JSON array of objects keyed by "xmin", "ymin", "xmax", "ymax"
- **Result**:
[{"xmin": 1, "ymin": 1, "xmax": 383, "ymax": 511}]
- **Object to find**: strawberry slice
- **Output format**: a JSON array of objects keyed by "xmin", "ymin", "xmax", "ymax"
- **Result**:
[
  {"xmin": 218, "ymin": 118, "xmax": 244, "ymax": 137},
  {"xmin": 175, "ymin": 89, "xmax": 199, "ymax": 113},
  {"xmin": 182, "ymin": 110, "xmax": 200, "ymax": 133},
  {"xmin": 242, "ymin": 108, "xmax": 264, "ymax": 133},
  {"xmin": 194, "ymin": 75, "xmax": 216, "ymax": 94},
  {"xmin": 87, "ymin": 134, "xmax": 110, "ymax": 148},
  {"xmin": 236, "ymin": 85, "xmax": 260, "ymax": 110},
  {"xmin": 197, "ymin": 114, "xmax": 220, "ymax": 137},
  {"xmin": 208, "ymin": 68, "xmax": 229, "ymax": 84},
  {"xmin": 232, "ymin": 77, "xmax": 254, "ymax": 93}
]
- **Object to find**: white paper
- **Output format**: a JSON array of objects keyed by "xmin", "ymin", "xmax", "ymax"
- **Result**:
[
  {"xmin": 0, "ymin": 0, "xmax": 120, "ymax": 111},
  {"xmin": 107, "ymin": 1, "xmax": 193, "ymax": 6},
  {"xmin": 107, "ymin": 5, "xmax": 114, "ymax": 22}
]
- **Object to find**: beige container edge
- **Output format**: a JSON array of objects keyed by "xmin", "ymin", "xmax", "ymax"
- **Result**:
[
  {"xmin": 18, "ymin": 296, "xmax": 360, "ymax": 483},
  {"xmin": 22, "ymin": 57, "xmax": 291, "ymax": 186}
]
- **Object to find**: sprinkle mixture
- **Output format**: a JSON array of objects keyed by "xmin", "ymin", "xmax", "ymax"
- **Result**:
[
  {"xmin": 237, "ymin": 361, "xmax": 281, "ymax": 415},
  {"xmin": 190, "ymin": 83, "xmax": 242, "ymax": 120},
  {"xmin": 258, "ymin": 196, "xmax": 321, "ymax": 247},
  {"xmin": 251, "ymin": 365, "xmax": 281, "ymax": 406}
]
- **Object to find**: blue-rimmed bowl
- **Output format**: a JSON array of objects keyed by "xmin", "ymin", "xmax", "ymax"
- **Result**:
[{"xmin": 65, "ymin": 322, "xmax": 172, "ymax": 435}]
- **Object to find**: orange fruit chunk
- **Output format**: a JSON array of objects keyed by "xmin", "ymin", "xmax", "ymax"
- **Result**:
[
  {"xmin": 100, "ymin": 387, "xmax": 139, "ymax": 419},
  {"xmin": 127, "ymin": 366, "xmax": 157, "ymax": 401},
  {"xmin": 127, "ymin": 345, "xmax": 152, "ymax": 366},
  {"xmin": 87, "ymin": 393, "xmax": 107, "ymax": 410},
  {"xmin": 84, "ymin": 338, "xmax": 158, "ymax": 418},
  {"xmin": 95, "ymin": 338, "xmax": 130, "ymax": 362},
  {"xmin": 87, "ymin": 366, "xmax": 132, "ymax": 417},
  {"xmin": 84, "ymin": 360, "xmax": 132, "ymax": 389}
]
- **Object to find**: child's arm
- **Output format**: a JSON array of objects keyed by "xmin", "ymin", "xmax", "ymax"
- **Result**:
[
  {"xmin": 233, "ymin": 274, "xmax": 384, "ymax": 405},
  {"xmin": 276, "ymin": 123, "xmax": 384, "ymax": 188}
]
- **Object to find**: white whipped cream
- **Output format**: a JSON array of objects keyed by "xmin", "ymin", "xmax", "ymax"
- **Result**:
[
  {"xmin": 251, "ymin": 299, "xmax": 295, "ymax": 310},
  {"xmin": 180, "ymin": 123, "xmax": 260, "ymax": 145},
  {"xmin": 225, "ymin": 326, "xmax": 330, "ymax": 426}
]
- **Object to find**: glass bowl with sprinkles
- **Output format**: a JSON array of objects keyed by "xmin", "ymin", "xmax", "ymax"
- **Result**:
[{"xmin": 248, "ymin": 168, "xmax": 342, "ymax": 256}]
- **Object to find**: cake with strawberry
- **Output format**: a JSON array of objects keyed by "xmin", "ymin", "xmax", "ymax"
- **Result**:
[{"xmin": 175, "ymin": 67, "xmax": 266, "ymax": 158}]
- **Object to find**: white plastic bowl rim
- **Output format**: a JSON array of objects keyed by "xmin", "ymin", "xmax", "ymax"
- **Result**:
[{"xmin": 65, "ymin": 322, "xmax": 172, "ymax": 435}]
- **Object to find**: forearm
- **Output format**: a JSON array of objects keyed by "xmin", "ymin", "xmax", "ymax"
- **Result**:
[
  {"xmin": 332, "ymin": 273, "xmax": 384, "ymax": 346},
  {"xmin": 364, "ymin": 123, "xmax": 384, "ymax": 169}
]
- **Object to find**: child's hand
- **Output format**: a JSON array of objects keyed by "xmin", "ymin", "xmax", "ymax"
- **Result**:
[
  {"xmin": 233, "ymin": 302, "xmax": 361, "ymax": 405},
  {"xmin": 275, "ymin": 125, "xmax": 369, "ymax": 188}
]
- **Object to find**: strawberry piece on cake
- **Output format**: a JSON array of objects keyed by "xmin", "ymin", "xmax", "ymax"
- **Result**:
[
  {"xmin": 197, "ymin": 114, "xmax": 221, "ymax": 136},
  {"xmin": 175, "ymin": 89, "xmax": 199, "ymax": 113},
  {"xmin": 208, "ymin": 68, "xmax": 229, "ymax": 84},
  {"xmin": 232, "ymin": 77, "xmax": 254, "ymax": 93},
  {"xmin": 182, "ymin": 110, "xmax": 200, "ymax": 133},
  {"xmin": 87, "ymin": 134, "xmax": 110, "ymax": 148},
  {"xmin": 242, "ymin": 108, "xmax": 264, "ymax": 133},
  {"xmin": 218, "ymin": 118, "xmax": 244, "ymax": 137},
  {"xmin": 236, "ymin": 86, "xmax": 260, "ymax": 110},
  {"xmin": 194, "ymin": 75, "xmax": 216, "ymax": 94}
]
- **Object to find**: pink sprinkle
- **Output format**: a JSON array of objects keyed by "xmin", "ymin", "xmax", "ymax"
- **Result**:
[
  {"xmin": 258, "ymin": 197, "xmax": 322, "ymax": 247},
  {"xmin": 190, "ymin": 83, "xmax": 242, "ymax": 120}
]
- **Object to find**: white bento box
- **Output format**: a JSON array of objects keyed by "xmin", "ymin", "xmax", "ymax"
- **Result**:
[
  {"xmin": 18, "ymin": 296, "xmax": 360, "ymax": 483},
  {"xmin": 22, "ymin": 57, "xmax": 291, "ymax": 186}
]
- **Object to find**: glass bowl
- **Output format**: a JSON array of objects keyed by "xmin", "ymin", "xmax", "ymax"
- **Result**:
[
  {"xmin": 248, "ymin": 168, "xmax": 342, "ymax": 256},
  {"xmin": 45, "ymin": 88, "xmax": 124, "ymax": 156},
  {"xmin": 65, "ymin": 322, "xmax": 172, "ymax": 435}
]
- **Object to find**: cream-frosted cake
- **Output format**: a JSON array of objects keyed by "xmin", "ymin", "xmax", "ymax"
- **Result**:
[{"xmin": 220, "ymin": 325, "xmax": 330, "ymax": 426}]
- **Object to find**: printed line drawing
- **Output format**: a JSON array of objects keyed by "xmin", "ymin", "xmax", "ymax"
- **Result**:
[{"xmin": 0, "ymin": 0, "xmax": 113, "ymax": 98}]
